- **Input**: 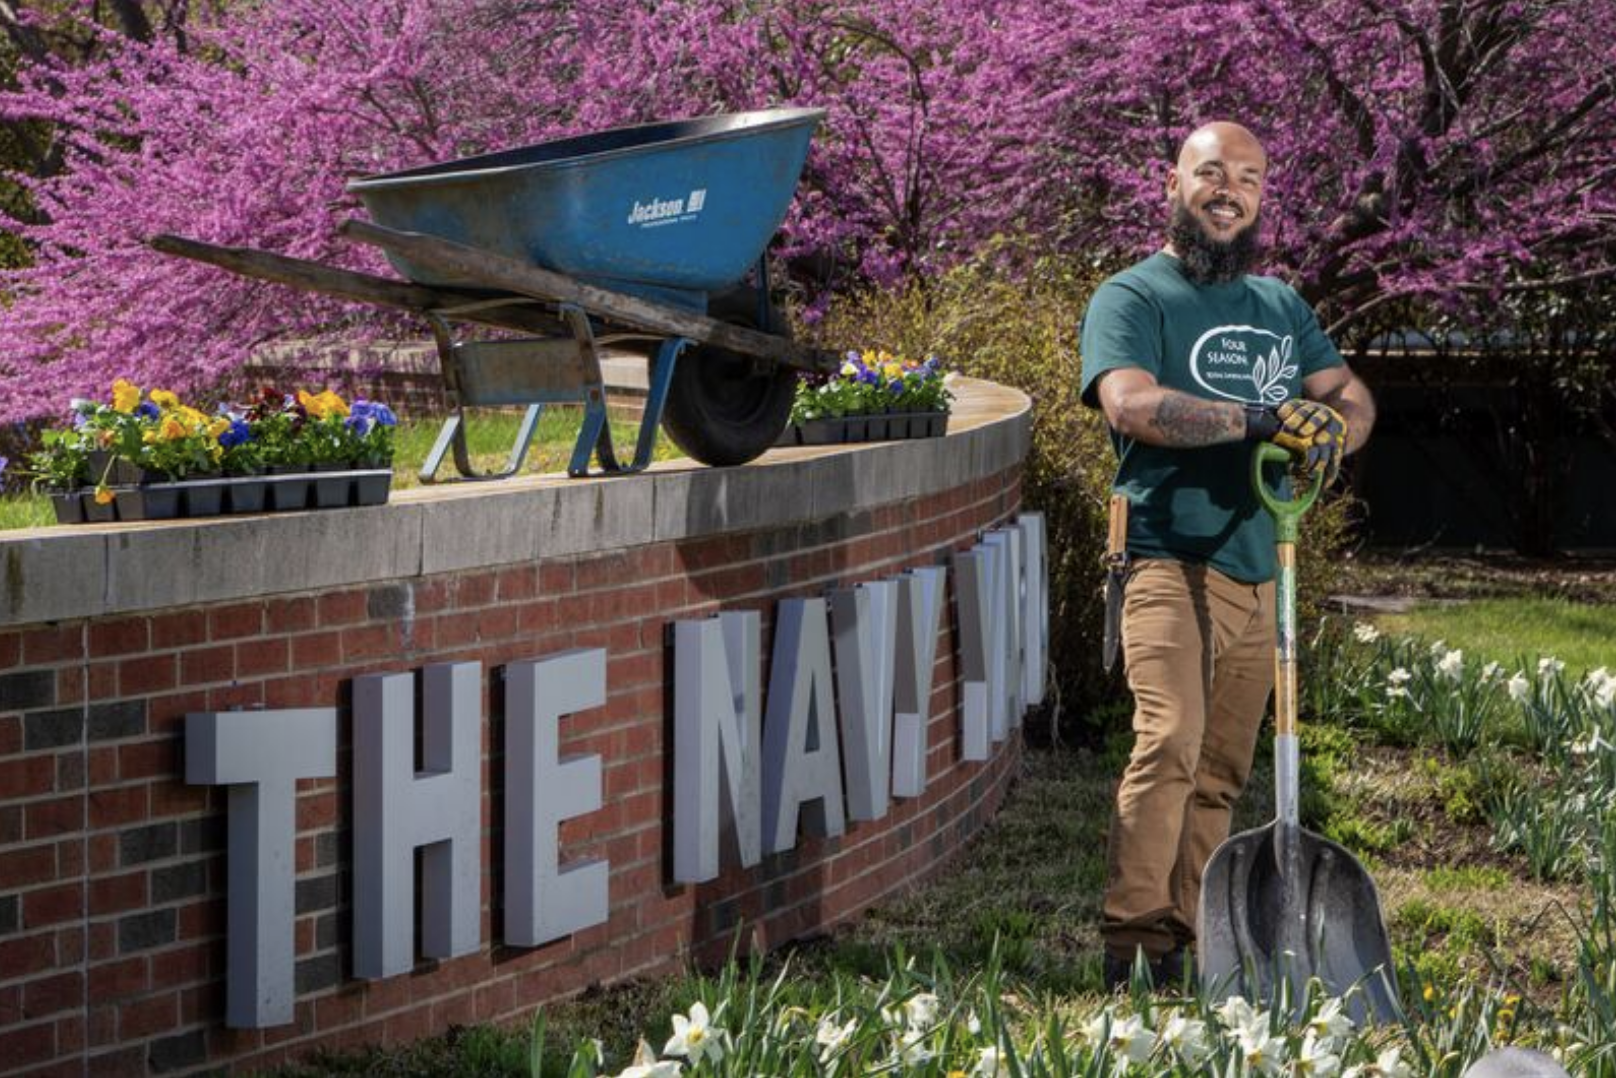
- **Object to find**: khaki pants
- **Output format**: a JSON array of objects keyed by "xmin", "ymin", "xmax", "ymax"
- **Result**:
[{"xmin": 1101, "ymin": 558, "xmax": 1275, "ymax": 961}]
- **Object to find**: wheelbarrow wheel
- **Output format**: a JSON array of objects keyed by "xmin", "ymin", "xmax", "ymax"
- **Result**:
[{"xmin": 659, "ymin": 288, "xmax": 796, "ymax": 468}]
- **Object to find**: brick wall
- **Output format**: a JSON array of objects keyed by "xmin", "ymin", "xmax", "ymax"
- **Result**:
[{"xmin": 0, "ymin": 467, "xmax": 1026, "ymax": 1076}]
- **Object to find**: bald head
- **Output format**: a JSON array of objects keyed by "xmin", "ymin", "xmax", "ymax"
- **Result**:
[{"xmin": 1176, "ymin": 122, "xmax": 1267, "ymax": 172}]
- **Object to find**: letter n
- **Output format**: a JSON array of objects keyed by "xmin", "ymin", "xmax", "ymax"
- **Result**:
[{"xmin": 672, "ymin": 613, "xmax": 762, "ymax": 883}]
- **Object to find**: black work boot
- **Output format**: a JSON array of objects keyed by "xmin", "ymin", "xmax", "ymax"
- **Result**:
[{"xmin": 1155, "ymin": 946, "xmax": 1197, "ymax": 989}]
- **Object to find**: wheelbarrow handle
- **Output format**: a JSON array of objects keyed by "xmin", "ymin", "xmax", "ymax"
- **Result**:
[{"xmin": 1250, "ymin": 442, "xmax": 1325, "ymax": 544}]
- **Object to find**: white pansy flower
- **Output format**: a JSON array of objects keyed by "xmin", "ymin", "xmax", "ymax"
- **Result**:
[
  {"xmin": 1294, "ymin": 1031, "xmax": 1340, "ymax": 1076},
  {"xmin": 1437, "ymin": 649, "xmax": 1464, "ymax": 682},
  {"xmin": 815, "ymin": 1015, "xmax": 857, "ymax": 1062},
  {"xmin": 1308, "ymin": 996, "xmax": 1354, "ymax": 1041},
  {"xmin": 1108, "ymin": 1012, "xmax": 1156, "ymax": 1064},
  {"xmin": 1539, "ymin": 656, "xmax": 1565, "ymax": 676},
  {"xmin": 1508, "ymin": 672, "xmax": 1531, "ymax": 703},
  {"xmin": 663, "ymin": 1002, "xmax": 723, "ymax": 1066},
  {"xmin": 1353, "ymin": 622, "xmax": 1380, "ymax": 643},
  {"xmin": 1159, "ymin": 1013, "xmax": 1210, "ymax": 1064}
]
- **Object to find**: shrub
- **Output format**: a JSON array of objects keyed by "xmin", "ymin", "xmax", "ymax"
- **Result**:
[{"xmin": 807, "ymin": 246, "xmax": 1118, "ymax": 741}]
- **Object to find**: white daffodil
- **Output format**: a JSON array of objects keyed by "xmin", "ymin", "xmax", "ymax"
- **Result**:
[
  {"xmin": 815, "ymin": 1015, "xmax": 858, "ymax": 1062},
  {"xmin": 1108, "ymin": 1012, "xmax": 1156, "ymax": 1064},
  {"xmin": 1508, "ymin": 672, "xmax": 1531, "ymax": 703},
  {"xmin": 1080, "ymin": 1011, "xmax": 1111, "ymax": 1045},
  {"xmin": 1308, "ymin": 996, "xmax": 1354, "ymax": 1042},
  {"xmin": 610, "ymin": 1062, "xmax": 683, "ymax": 1078},
  {"xmin": 1214, "ymin": 995, "xmax": 1260, "ymax": 1031},
  {"xmin": 1353, "ymin": 622, "xmax": 1381, "ymax": 644},
  {"xmin": 1539, "ymin": 656, "xmax": 1565, "ymax": 676},
  {"xmin": 1429, "ymin": 639, "xmax": 1448, "ymax": 657},
  {"xmin": 974, "ymin": 1044, "xmax": 1009, "ymax": 1077},
  {"xmin": 1294, "ymin": 1031, "xmax": 1341, "ymax": 1076},
  {"xmin": 1342, "ymin": 1045, "xmax": 1411, "ymax": 1078},
  {"xmin": 1595, "ymin": 675, "xmax": 1616, "ymax": 710},
  {"xmin": 965, "ymin": 1010, "xmax": 982, "ymax": 1035},
  {"xmin": 1237, "ymin": 1018, "xmax": 1287, "ymax": 1076},
  {"xmin": 1437, "ymin": 648, "xmax": 1465, "ymax": 682},
  {"xmin": 893, "ymin": 1027, "xmax": 933, "ymax": 1066},
  {"xmin": 611, "ymin": 1038, "xmax": 682, "ymax": 1078},
  {"xmin": 902, "ymin": 992, "xmax": 940, "ymax": 1030},
  {"xmin": 1159, "ymin": 1013, "xmax": 1210, "ymax": 1065},
  {"xmin": 663, "ymin": 1002, "xmax": 723, "ymax": 1066},
  {"xmin": 1387, "ymin": 667, "xmax": 1413, "ymax": 685},
  {"xmin": 1481, "ymin": 660, "xmax": 1503, "ymax": 683}
]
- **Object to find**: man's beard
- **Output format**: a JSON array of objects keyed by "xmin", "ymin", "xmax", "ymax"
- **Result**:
[{"xmin": 1167, "ymin": 198, "xmax": 1262, "ymax": 285}]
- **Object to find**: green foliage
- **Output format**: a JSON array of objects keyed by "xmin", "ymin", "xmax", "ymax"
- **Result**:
[
  {"xmin": 1377, "ymin": 598, "xmax": 1616, "ymax": 681},
  {"xmin": 1422, "ymin": 864, "xmax": 1511, "ymax": 893}
]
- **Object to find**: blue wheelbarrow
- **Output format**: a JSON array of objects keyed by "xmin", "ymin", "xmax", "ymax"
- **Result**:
[{"xmin": 151, "ymin": 107, "xmax": 836, "ymax": 478}]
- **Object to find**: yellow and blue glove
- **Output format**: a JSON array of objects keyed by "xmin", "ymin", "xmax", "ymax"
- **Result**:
[{"xmin": 1243, "ymin": 399, "xmax": 1348, "ymax": 486}]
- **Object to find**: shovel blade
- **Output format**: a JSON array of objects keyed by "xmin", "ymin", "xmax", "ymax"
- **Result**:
[{"xmin": 1198, "ymin": 822, "xmax": 1400, "ymax": 1023}]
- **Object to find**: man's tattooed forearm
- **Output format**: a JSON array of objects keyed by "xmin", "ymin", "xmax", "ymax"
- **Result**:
[{"xmin": 1147, "ymin": 393, "xmax": 1243, "ymax": 447}]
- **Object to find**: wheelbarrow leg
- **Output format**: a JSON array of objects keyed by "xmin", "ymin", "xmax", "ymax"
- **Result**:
[{"xmin": 632, "ymin": 337, "xmax": 687, "ymax": 471}]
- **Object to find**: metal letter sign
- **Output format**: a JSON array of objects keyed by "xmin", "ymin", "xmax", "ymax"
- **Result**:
[
  {"xmin": 892, "ymin": 566, "xmax": 945, "ymax": 798},
  {"xmin": 952, "ymin": 547, "xmax": 994, "ymax": 761},
  {"xmin": 763, "ymin": 598, "xmax": 847, "ymax": 854},
  {"xmin": 673, "ymin": 613, "xmax": 762, "ymax": 883},
  {"xmin": 831, "ymin": 581, "xmax": 897, "ymax": 822},
  {"xmin": 353, "ymin": 663, "xmax": 482, "ymax": 979},
  {"xmin": 1017, "ymin": 514, "xmax": 1048, "ymax": 707},
  {"xmin": 185, "ymin": 708, "xmax": 336, "ymax": 1028},
  {"xmin": 984, "ymin": 527, "xmax": 1025, "ymax": 732},
  {"xmin": 505, "ymin": 649, "xmax": 610, "ymax": 945}
]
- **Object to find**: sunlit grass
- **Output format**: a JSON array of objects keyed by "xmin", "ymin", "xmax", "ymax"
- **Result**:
[
  {"xmin": 0, "ymin": 406, "xmax": 683, "ymax": 530},
  {"xmin": 1375, "ymin": 596, "xmax": 1616, "ymax": 677}
]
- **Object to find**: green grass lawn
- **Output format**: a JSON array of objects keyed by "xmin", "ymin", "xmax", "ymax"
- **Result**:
[
  {"xmin": 1374, "ymin": 596, "xmax": 1616, "ymax": 676},
  {"xmin": 0, "ymin": 407, "xmax": 682, "ymax": 530}
]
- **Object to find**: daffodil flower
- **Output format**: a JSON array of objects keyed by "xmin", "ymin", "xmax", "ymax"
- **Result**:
[
  {"xmin": 1352, "ymin": 622, "xmax": 1380, "ymax": 643},
  {"xmin": 663, "ymin": 1001, "xmax": 723, "ymax": 1066}
]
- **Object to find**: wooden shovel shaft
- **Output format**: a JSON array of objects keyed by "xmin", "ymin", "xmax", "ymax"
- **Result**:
[{"xmin": 1274, "ymin": 542, "xmax": 1298, "ymax": 739}]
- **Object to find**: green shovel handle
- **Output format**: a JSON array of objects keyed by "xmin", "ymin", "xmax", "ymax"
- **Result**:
[{"xmin": 1251, "ymin": 442, "xmax": 1324, "ymax": 543}]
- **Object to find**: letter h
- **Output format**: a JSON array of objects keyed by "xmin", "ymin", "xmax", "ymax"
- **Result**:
[{"xmin": 352, "ymin": 663, "xmax": 482, "ymax": 979}]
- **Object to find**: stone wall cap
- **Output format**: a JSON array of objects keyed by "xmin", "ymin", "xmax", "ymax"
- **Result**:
[{"xmin": 0, "ymin": 377, "xmax": 1029, "ymax": 626}]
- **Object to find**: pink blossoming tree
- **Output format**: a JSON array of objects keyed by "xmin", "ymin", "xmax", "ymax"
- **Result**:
[{"xmin": 0, "ymin": 0, "xmax": 1611, "ymax": 421}]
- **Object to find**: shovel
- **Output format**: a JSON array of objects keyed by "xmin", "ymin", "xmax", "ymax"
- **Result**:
[{"xmin": 1197, "ymin": 443, "xmax": 1401, "ymax": 1023}]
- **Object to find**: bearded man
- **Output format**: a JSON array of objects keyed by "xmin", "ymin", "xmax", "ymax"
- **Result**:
[{"xmin": 1078, "ymin": 121, "xmax": 1375, "ymax": 990}]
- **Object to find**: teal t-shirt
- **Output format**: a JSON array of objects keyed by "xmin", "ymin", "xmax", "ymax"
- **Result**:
[{"xmin": 1078, "ymin": 252, "xmax": 1343, "ymax": 583}]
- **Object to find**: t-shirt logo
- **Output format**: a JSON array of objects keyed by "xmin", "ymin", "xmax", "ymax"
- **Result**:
[{"xmin": 1188, "ymin": 325, "xmax": 1298, "ymax": 405}]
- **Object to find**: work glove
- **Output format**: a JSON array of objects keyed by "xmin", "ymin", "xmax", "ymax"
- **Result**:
[{"xmin": 1243, "ymin": 399, "xmax": 1348, "ymax": 486}]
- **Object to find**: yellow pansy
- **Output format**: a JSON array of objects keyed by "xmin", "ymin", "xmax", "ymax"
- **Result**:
[
  {"xmin": 178, "ymin": 405, "xmax": 209, "ymax": 427},
  {"xmin": 94, "ymin": 486, "xmax": 114, "ymax": 505},
  {"xmin": 160, "ymin": 416, "xmax": 187, "ymax": 441},
  {"xmin": 317, "ymin": 390, "xmax": 349, "ymax": 417},
  {"xmin": 151, "ymin": 388, "xmax": 180, "ymax": 409},
  {"xmin": 208, "ymin": 416, "xmax": 231, "ymax": 438},
  {"xmin": 112, "ymin": 379, "xmax": 141, "ymax": 414}
]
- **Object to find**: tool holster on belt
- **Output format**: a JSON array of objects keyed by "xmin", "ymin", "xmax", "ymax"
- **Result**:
[{"xmin": 1102, "ymin": 494, "xmax": 1130, "ymax": 673}]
